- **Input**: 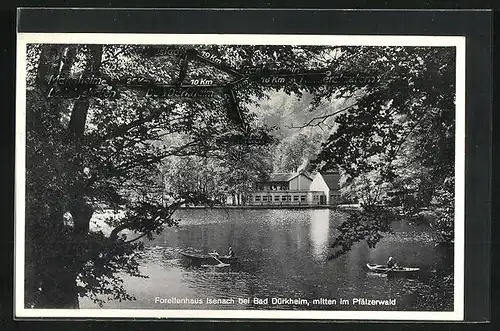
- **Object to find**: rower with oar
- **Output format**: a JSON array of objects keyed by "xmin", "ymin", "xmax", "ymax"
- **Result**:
[
  {"xmin": 209, "ymin": 249, "xmax": 230, "ymax": 267},
  {"xmin": 386, "ymin": 256, "xmax": 401, "ymax": 270}
]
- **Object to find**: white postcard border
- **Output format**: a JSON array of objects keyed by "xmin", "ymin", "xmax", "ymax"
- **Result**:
[{"xmin": 15, "ymin": 33, "xmax": 466, "ymax": 321}]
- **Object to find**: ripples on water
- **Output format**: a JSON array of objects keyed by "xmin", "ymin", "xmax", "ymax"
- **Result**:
[{"xmin": 79, "ymin": 209, "xmax": 454, "ymax": 311}]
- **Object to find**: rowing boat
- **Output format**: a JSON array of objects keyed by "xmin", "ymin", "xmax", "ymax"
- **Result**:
[
  {"xmin": 180, "ymin": 252, "xmax": 238, "ymax": 264},
  {"xmin": 366, "ymin": 263, "xmax": 420, "ymax": 274}
]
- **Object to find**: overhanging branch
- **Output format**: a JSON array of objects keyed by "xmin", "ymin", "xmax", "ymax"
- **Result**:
[{"xmin": 288, "ymin": 102, "xmax": 358, "ymax": 129}]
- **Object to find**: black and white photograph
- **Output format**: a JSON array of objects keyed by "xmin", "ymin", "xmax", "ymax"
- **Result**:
[{"xmin": 15, "ymin": 33, "xmax": 465, "ymax": 320}]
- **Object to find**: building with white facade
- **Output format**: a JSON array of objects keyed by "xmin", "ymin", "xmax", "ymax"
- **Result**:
[{"xmin": 247, "ymin": 170, "xmax": 343, "ymax": 206}]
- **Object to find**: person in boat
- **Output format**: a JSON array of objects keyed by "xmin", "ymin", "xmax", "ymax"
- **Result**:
[
  {"xmin": 228, "ymin": 246, "xmax": 235, "ymax": 258},
  {"xmin": 210, "ymin": 249, "xmax": 220, "ymax": 258},
  {"xmin": 387, "ymin": 256, "xmax": 398, "ymax": 269}
]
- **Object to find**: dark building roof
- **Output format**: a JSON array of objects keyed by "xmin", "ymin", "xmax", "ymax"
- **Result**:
[
  {"xmin": 260, "ymin": 171, "xmax": 314, "ymax": 183},
  {"xmin": 320, "ymin": 172, "xmax": 341, "ymax": 190},
  {"xmin": 267, "ymin": 173, "xmax": 293, "ymax": 182},
  {"xmin": 288, "ymin": 171, "xmax": 313, "ymax": 182}
]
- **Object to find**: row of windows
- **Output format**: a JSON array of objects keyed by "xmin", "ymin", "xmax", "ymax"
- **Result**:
[
  {"xmin": 255, "ymin": 195, "xmax": 306, "ymax": 202},
  {"xmin": 254, "ymin": 195, "xmax": 313, "ymax": 202},
  {"xmin": 253, "ymin": 194, "xmax": 341, "ymax": 202},
  {"xmin": 331, "ymin": 194, "xmax": 341, "ymax": 200},
  {"xmin": 256, "ymin": 185, "xmax": 289, "ymax": 191}
]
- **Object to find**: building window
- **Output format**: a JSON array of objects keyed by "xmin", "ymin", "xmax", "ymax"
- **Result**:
[
  {"xmin": 274, "ymin": 196, "xmax": 280, "ymax": 202},
  {"xmin": 300, "ymin": 195, "xmax": 306, "ymax": 202},
  {"xmin": 293, "ymin": 195, "xmax": 299, "ymax": 201},
  {"xmin": 282, "ymin": 196, "xmax": 288, "ymax": 201},
  {"xmin": 263, "ymin": 196, "xmax": 268, "ymax": 202},
  {"xmin": 255, "ymin": 196, "xmax": 261, "ymax": 202}
]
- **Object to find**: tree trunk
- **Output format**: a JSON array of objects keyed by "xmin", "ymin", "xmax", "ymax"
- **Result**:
[
  {"xmin": 26, "ymin": 45, "xmax": 73, "ymax": 308},
  {"xmin": 61, "ymin": 44, "xmax": 102, "ymax": 306},
  {"xmin": 38, "ymin": 255, "xmax": 80, "ymax": 308},
  {"xmin": 27, "ymin": 44, "xmax": 103, "ymax": 308}
]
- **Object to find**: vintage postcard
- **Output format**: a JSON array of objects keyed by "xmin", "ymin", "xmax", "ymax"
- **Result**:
[{"xmin": 15, "ymin": 33, "xmax": 465, "ymax": 320}]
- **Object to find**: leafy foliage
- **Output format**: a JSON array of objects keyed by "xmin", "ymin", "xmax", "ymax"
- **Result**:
[
  {"xmin": 329, "ymin": 206, "xmax": 396, "ymax": 259},
  {"xmin": 25, "ymin": 43, "xmax": 330, "ymax": 307},
  {"xmin": 310, "ymin": 46, "xmax": 456, "ymax": 252},
  {"xmin": 25, "ymin": 43, "xmax": 456, "ymax": 308},
  {"xmin": 273, "ymin": 132, "xmax": 323, "ymax": 172}
]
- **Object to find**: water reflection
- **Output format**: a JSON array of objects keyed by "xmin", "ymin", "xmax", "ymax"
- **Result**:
[
  {"xmin": 309, "ymin": 209, "xmax": 330, "ymax": 261},
  {"xmin": 80, "ymin": 209, "xmax": 454, "ymax": 311}
]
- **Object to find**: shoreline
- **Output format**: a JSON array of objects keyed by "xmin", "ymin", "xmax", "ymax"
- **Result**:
[{"xmin": 177, "ymin": 204, "xmax": 361, "ymax": 210}]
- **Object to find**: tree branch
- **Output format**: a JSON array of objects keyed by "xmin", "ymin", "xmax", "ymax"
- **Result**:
[
  {"xmin": 391, "ymin": 111, "xmax": 431, "ymax": 161},
  {"xmin": 121, "ymin": 232, "xmax": 148, "ymax": 244},
  {"xmin": 288, "ymin": 102, "xmax": 358, "ymax": 129},
  {"xmin": 110, "ymin": 199, "xmax": 186, "ymax": 243},
  {"xmin": 95, "ymin": 107, "xmax": 171, "ymax": 144},
  {"xmin": 114, "ymin": 140, "xmax": 201, "ymax": 173},
  {"xmin": 100, "ymin": 47, "xmax": 127, "ymax": 66}
]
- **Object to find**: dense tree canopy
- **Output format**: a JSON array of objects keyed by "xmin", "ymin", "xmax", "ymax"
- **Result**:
[
  {"xmin": 310, "ymin": 46, "xmax": 456, "ymax": 255},
  {"xmin": 24, "ymin": 43, "xmax": 456, "ymax": 308},
  {"xmin": 25, "ymin": 43, "xmax": 329, "ymax": 307},
  {"xmin": 273, "ymin": 132, "xmax": 323, "ymax": 173}
]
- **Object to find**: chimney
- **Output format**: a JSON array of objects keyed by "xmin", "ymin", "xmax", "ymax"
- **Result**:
[{"xmin": 297, "ymin": 158, "xmax": 309, "ymax": 173}]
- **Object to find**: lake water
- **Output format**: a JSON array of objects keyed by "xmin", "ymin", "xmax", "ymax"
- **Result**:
[{"xmin": 80, "ymin": 208, "xmax": 454, "ymax": 311}]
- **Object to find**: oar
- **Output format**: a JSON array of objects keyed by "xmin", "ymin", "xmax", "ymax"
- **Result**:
[
  {"xmin": 209, "ymin": 253, "xmax": 229, "ymax": 266},
  {"xmin": 210, "ymin": 253, "xmax": 222, "ymax": 263},
  {"xmin": 381, "ymin": 263, "xmax": 399, "ymax": 274}
]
